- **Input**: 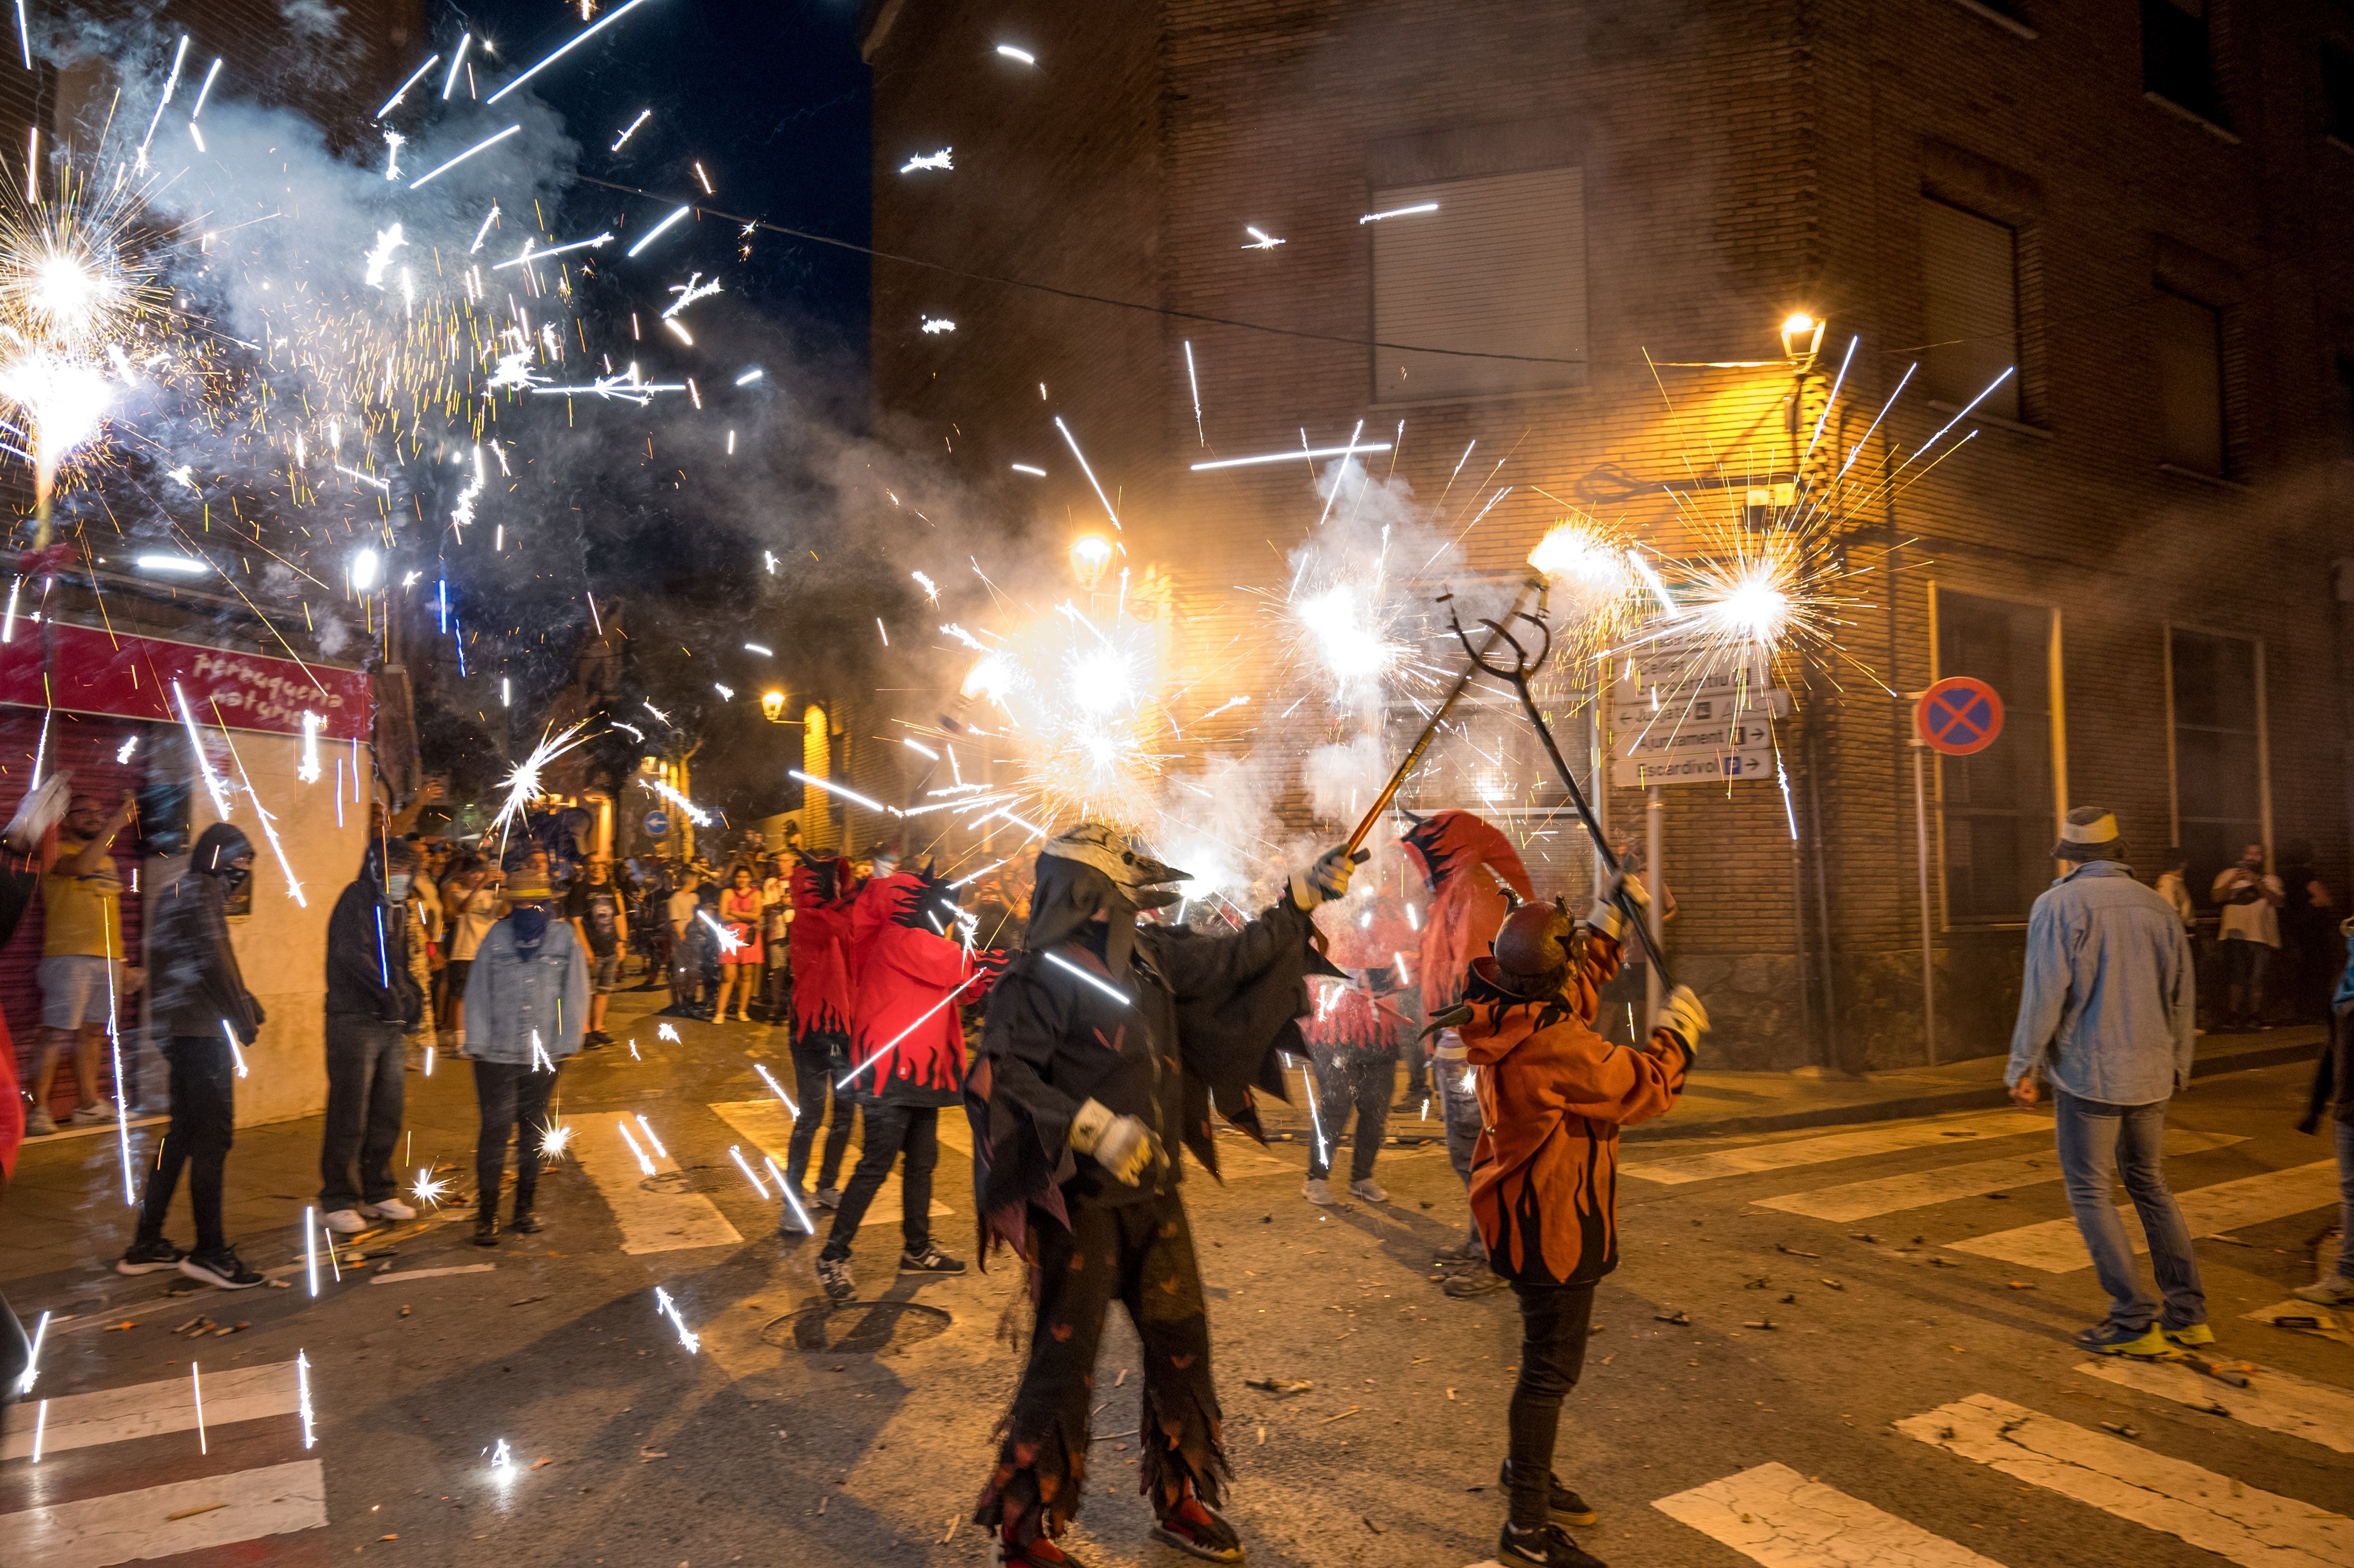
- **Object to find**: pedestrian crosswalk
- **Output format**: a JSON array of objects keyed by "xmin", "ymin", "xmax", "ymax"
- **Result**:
[
  {"xmin": 2074, "ymin": 1355, "xmax": 2354, "ymax": 1455},
  {"xmin": 1623, "ymin": 1110, "xmax": 2049, "ymax": 1184},
  {"xmin": 708, "ymin": 1099, "xmax": 950, "ymax": 1227},
  {"xmin": 1949, "ymin": 1161, "xmax": 2342, "ymax": 1273},
  {"xmin": 0, "ymin": 1364, "xmax": 324, "ymax": 1566},
  {"xmin": 1898, "ymin": 1393, "xmax": 2351, "ymax": 1566},
  {"xmin": 1753, "ymin": 1130, "xmax": 2244, "ymax": 1222},
  {"xmin": 1653, "ymin": 1462, "xmax": 2007, "ymax": 1566},
  {"xmin": 571, "ymin": 1110, "xmax": 745, "ymax": 1253}
]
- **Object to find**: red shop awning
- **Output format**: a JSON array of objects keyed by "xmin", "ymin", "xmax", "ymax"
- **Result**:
[{"xmin": 0, "ymin": 621, "xmax": 371, "ymax": 741}]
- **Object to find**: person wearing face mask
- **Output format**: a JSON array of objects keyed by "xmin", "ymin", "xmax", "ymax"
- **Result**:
[
  {"xmin": 117, "ymin": 822, "xmax": 267, "ymax": 1290},
  {"xmin": 463, "ymin": 867, "xmax": 588, "ymax": 1246},
  {"xmin": 318, "ymin": 837, "xmax": 427, "ymax": 1235},
  {"xmin": 969, "ymin": 824, "xmax": 1363, "ymax": 1568}
]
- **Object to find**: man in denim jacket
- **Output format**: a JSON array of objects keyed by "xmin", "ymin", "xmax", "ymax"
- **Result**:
[
  {"xmin": 463, "ymin": 867, "xmax": 588, "ymax": 1246},
  {"xmin": 2007, "ymin": 806, "xmax": 2203, "ymax": 1357}
]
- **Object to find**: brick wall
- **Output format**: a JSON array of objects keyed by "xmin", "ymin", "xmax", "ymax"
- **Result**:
[{"xmin": 864, "ymin": 0, "xmax": 2354, "ymax": 1068}]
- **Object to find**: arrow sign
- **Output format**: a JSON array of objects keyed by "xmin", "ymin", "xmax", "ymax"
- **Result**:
[{"xmin": 1915, "ymin": 676, "xmax": 2004, "ymax": 756}]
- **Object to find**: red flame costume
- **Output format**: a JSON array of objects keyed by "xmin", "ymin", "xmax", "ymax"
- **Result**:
[
  {"xmin": 787, "ymin": 851, "xmax": 856, "ymax": 1044},
  {"xmin": 1402, "ymin": 809, "xmax": 1534, "ymax": 1015},
  {"xmin": 845, "ymin": 868, "xmax": 984, "ymax": 1105}
]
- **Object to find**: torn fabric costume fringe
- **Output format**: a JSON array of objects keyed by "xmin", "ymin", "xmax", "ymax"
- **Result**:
[{"xmin": 967, "ymin": 830, "xmax": 1335, "ymax": 1550}]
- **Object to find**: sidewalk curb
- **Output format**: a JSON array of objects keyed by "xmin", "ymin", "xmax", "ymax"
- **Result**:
[{"xmin": 1621, "ymin": 1038, "xmax": 2321, "ymax": 1144}]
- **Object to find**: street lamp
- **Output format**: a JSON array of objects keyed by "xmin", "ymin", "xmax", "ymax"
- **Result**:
[
  {"xmin": 1069, "ymin": 533, "xmax": 1113, "ymax": 591},
  {"xmin": 760, "ymin": 689, "xmax": 787, "ymax": 723},
  {"xmin": 1779, "ymin": 311, "xmax": 1825, "ymax": 365}
]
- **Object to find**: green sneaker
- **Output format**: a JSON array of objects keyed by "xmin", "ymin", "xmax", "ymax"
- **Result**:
[
  {"xmin": 2163, "ymin": 1323, "xmax": 2216, "ymax": 1348},
  {"xmin": 2075, "ymin": 1321, "xmax": 2172, "ymax": 1357}
]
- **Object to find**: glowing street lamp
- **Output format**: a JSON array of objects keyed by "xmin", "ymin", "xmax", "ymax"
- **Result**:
[
  {"xmin": 1069, "ymin": 534, "xmax": 1113, "ymax": 591},
  {"xmin": 760, "ymin": 690, "xmax": 787, "ymax": 724},
  {"xmin": 1780, "ymin": 311, "xmax": 1825, "ymax": 364}
]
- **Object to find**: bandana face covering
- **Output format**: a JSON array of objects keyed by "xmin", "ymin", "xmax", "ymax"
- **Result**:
[{"xmin": 510, "ymin": 905, "xmax": 551, "ymax": 959}]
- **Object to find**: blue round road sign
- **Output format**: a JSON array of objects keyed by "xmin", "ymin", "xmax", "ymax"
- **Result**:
[
  {"xmin": 1916, "ymin": 676, "xmax": 2004, "ymax": 756},
  {"xmin": 644, "ymin": 810, "xmax": 671, "ymax": 839}
]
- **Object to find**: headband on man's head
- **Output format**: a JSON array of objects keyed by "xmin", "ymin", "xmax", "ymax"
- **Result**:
[{"xmin": 2058, "ymin": 813, "xmax": 2118, "ymax": 845}]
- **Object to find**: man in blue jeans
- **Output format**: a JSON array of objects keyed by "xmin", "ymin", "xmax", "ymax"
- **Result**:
[{"xmin": 2008, "ymin": 806, "xmax": 2205, "ymax": 1357}]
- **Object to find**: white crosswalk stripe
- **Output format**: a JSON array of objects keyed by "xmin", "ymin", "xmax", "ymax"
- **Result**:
[
  {"xmin": 572, "ymin": 1110, "xmax": 744, "ymax": 1253},
  {"xmin": 0, "ymin": 1458, "xmax": 327, "ymax": 1567},
  {"xmin": 1653, "ymin": 1461, "xmax": 2008, "ymax": 1566},
  {"xmin": 1945, "ymin": 1161, "xmax": 2342, "ymax": 1272},
  {"xmin": 1897, "ymin": 1393, "xmax": 2353, "ymax": 1567},
  {"xmin": 1753, "ymin": 1130, "xmax": 2243, "ymax": 1222},
  {"xmin": 1, "ymin": 1362, "xmax": 297, "ymax": 1461},
  {"xmin": 2073, "ymin": 1358, "xmax": 2354, "ymax": 1455},
  {"xmin": 1623, "ymin": 1112, "xmax": 2049, "ymax": 1185},
  {"xmin": 2242, "ymin": 1299, "xmax": 2354, "ymax": 1346}
]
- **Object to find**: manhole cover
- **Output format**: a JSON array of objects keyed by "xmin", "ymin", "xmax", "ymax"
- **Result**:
[{"xmin": 763, "ymin": 1301, "xmax": 953, "ymax": 1354}]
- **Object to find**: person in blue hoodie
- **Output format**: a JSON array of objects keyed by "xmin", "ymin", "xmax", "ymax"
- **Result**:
[{"xmin": 464, "ymin": 866, "xmax": 587, "ymax": 1247}]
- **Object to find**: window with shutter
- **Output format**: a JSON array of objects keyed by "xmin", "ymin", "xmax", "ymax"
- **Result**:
[
  {"xmin": 2153, "ymin": 288, "xmax": 2225, "ymax": 474},
  {"xmin": 1369, "ymin": 166, "xmax": 1585, "ymax": 404},
  {"xmin": 1920, "ymin": 199, "xmax": 2021, "ymax": 420}
]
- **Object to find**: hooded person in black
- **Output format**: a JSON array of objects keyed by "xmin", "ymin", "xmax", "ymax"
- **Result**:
[
  {"xmin": 318, "ymin": 837, "xmax": 426, "ymax": 1235},
  {"xmin": 121, "ymin": 822, "xmax": 267, "ymax": 1290},
  {"xmin": 969, "ymin": 824, "xmax": 1364, "ymax": 1568}
]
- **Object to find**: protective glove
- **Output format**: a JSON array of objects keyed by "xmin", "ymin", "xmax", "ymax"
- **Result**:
[
  {"xmin": 2, "ymin": 774, "xmax": 70, "ymax": 852},
  {"xmin": 1656, "ymin": 985, "xmax": 1708, "ymax": 1053},
  {"xmin": 1290, "ymin": 845, "xmax": 1369, "ymax": 909},
  {"xmin": 1584, "ymin": 870, "xmax": 1649, "ymax": 941},
  {"xmin": 1067, "ymin": 1097, "xmax": 1167, "ymax": 1186}
]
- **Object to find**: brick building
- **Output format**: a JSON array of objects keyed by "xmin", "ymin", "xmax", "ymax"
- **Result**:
[{"xmin": 856, "ymin": 0, "xmax": 2354, "ymax": 1070}]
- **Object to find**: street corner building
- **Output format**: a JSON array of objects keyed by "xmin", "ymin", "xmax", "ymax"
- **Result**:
[{"xmin": 857, "ymin": 0, "xmax": 2354, "ymax": 1073}]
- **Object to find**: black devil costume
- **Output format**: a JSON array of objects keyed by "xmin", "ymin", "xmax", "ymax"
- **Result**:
[{"xmin": 967, "ymin": 824, "xmax": 1361, "ymax": 1567}]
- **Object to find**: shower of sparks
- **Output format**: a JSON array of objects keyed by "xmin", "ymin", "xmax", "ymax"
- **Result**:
[
  {"xmin": 610, "ymin": 108, "xmax": 652, "ymax": 151},
  {"xmin": 407, "ymin": 123, "xmax": 521, "ymax": 190},
  {"xmin": 653, "ymin": 1286, "xmax": 701, "ymax": 1354},
  {"xmin": 488, "ymin": 1438, "xmax": 513, "ymax": 1472},
  {"xmin": 751, "ymin": 1059, "xmax": 800, "ymax": 1117},
  {"xmin": 624, "ymin": 204, "xmax": 691, "ymax": 257},
  {"xmin": 538, "ymin": 1120, "xmax": 575, "ymax": 1162},
  {"xmin": 1243, "ymin": 225, "xmax": 1285, "ymax": 250},
  {"xmin": 295, "ymin": 1351, "xmax": 316, "ymax": 1449},
  {"xmin": 728, "ymin": 1144, "xmax": 770, "ymax": 1198},
  {"xmin": 375, "ymin": 51, "xmax": 440, "ymax": 119},
  {"xmin": 616, "ymin": 1120, "xmax": 656, "ymax": 1176},
  {"xmin": 920, "ymin": 316, "xmax": 955, "ymax": 333},
  {"xmin": 408, "ymin": 1167, "xmax": 450, "ymax": 1208},
  {"xmin": 1526, "ymin": 515, "xmax": 1640, "ymax": 646},
  {"xmin": 489, "ymin": 0, "xmax": 660, "ymax": 102},
  {"xmin": 645, "ymin": 775, "xmax": 712, "ymax": 825},
  {"xmin": 489, "ymin": 722, "xmax": 596, "ymax": 847},
  {"xmin": 899, "ymin": 147, "xmax": 953, "ymax": 173},
  {"xmin": 1191, "ymin": 441, "xmax": 1389, "ymax": 472}
]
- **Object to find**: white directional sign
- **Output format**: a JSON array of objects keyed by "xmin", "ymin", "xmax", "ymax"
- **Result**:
[{"xmin": 1608, "ymin": 643, "xmax": 1784, "ymax": 787}]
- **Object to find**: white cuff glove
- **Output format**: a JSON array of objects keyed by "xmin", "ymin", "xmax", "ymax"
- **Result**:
[
  {"xmin": 1656, "ymin": 985, "xmax": 1708, "ymax": 1053},
  {"xmin": 1067, "ymin": 1097, "xmax": 1166, "ymax": 1187},
  {"xmin": 1584, "ymin": 871, "xmax": 1648, "ymax": 941},
  {"xmin": 1290, "ymin": 845, "xmax": 1369, "ymax": 909}
]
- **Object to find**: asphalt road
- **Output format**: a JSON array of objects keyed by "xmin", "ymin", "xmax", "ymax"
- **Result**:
[{"xmin": 4, "ymin": 988, "xmax": 2349, "ymax": 1568}]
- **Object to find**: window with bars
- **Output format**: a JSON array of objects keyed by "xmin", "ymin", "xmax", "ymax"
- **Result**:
[
  {"xmin": 1937, "ymin": 589, "xmax": 2060, "ymax": 924},
  {"xmin": 1920, "ymin": 198, "xmax": 2022, "ymax": 420},
  {"xmin": 2168, "ymin": 627, "xmax": 2265, "ymax": 897},
  {"xmin": 1369, "ymin": 166, "xmax": 1586, "ymax": 404}
]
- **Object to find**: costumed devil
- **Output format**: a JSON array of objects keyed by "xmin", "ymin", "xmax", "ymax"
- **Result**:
[
  {"xmin": 816, "ymin": 857, "xmax": 993, "ymax": 1299},
  {"xmin": 1446, "ymin": 884, "xmax": 1706, "ymax": 1568},
  {"xmin": 1297, "ymin": 885, "xmax": 1417, "ymax": 1206},
  {"xmin": 968, "ymin": 823, "xmax": 1363, "ymax": 1567},
  {"xmin": 782, "ymin": 847, "xmax": 859, "ymax": 1212},
  {"xmin": 1400, "ymin": 808, "xmax": 1534, "ymax": 1288}
]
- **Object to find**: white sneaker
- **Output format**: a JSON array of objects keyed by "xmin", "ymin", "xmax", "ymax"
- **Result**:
[
  {"xmin": 363, "ymin": 1198, "xmax": 417, "ymax": 1221},
  {"xmin": 1302, "ymin": 1178, "xmax": 1335, "ymax": 1206},
  {"xmin": 2292, "ymin": 1275, "xmax": 2354, "ymax": 1308},
  {"xmin": 322, "ymin": 1208, "xmax": 369, "ymax": 1235},
  {"xmin": 23, "ymin": 1107, "xmax": 57, "ymax": 1137},
  {"xmin": 69, "ymin": 1100, "xmax": 117, "ymax": 1126},
  {"xmin": 1350, "ymin": 1177, "xmax": 1389, "ymax": 1204}
]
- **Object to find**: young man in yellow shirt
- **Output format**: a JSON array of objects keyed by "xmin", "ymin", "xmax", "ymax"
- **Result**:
[{"xmin": 28, "ymin": 790, "xmax": 140, "ymax": 1137}]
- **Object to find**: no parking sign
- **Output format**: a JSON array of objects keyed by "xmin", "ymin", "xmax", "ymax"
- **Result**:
[{"xmin": 1914, "ymin": 676, "xmax": 2004, "ymax": 756}]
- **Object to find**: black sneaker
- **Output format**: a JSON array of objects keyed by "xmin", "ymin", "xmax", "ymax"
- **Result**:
[
  {"xmin": 1499, "ymin": 1521, "xmax": 1610, "ymax": 1567},
  {"xmin": 900, "ymin": 1244, "xmax": 966, "ymax": 1275},
  {"xmin": 509, "ymin": 1210, "xmax": 543, "ymax": 1234},
  {"xmin": 473, "ymin": 1216, "xmax": 501, "ymax": 1248},
  {"xmin": 1444, "ymin": 1269, "xmax": 1509, "ymax": 1298},
  {"xmin": 1149, "ymin": 1496, "xmax": 1244, "ymax": 1563},
  {"xmin": 117, "ymin": 1237, "xmax": 186, "ymax": 1275},
  {"xmin": 178, "ymin": 1247, "xmax": 264, "ymax": 1290},
  {"xmin": 1501, "ymin": 1459, "xmax": 1598, "ymax": 1526},
  {"xmin": 817, "ymin": 1254, "xmax": 856, "ymax": 1303}
]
